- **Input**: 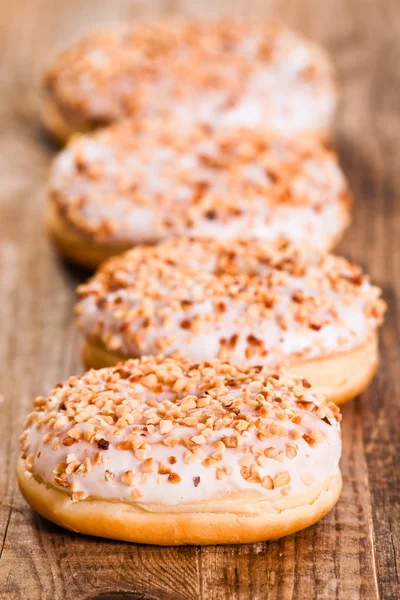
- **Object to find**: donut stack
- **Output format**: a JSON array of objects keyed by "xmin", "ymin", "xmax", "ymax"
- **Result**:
[{"xmin": 18, "ymin": 18, "xmax": 386, "ymax": 545}]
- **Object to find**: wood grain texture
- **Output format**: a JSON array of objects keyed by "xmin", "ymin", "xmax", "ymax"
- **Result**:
[{"xmin": 0, "ymin": 0, "xmax": 399, "ymax": 598}]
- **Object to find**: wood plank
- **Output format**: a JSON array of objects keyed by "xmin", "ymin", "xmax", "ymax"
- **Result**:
[
  {"xmin": 0, "ymin": 0, "xmax": 398, "ymax": 598},
  {"xmin": 334, "ymin": 6, "xmax": 400, "ymax": 597}
]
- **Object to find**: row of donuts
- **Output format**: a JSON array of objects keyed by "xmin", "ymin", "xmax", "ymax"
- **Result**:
[{"xmin": 18, "ymin": 19, "xmax": 385, "ymax": 545}]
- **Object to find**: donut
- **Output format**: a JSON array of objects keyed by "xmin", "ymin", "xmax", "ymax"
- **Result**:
[
  {"xmin": 47, "ymin": 121, "xmax": 351, "ymax": 268},
  {"xmin": 18, "ymin": 356, "xmax": 342, "ymax": 545},
  {"xmin": 42, "ymin": 19, "xmax": 338, "ymax": 144},
  {"xmin": 75, "ymin": 237, "xmax": 386, "ymax": 405}
]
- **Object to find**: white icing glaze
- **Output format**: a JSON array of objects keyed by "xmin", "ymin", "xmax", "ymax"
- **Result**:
[
  {"xmin": 75, "ymin": 238, "xmax": 385, "ymax": 365},
  {"xmin": 49, "ymin": 122, "xmax": 349, "ymax": 250},
  {"xmin": 20, "ymin": 360, "xmax": 341, "ymax": 507},
  {"xmin": 45, "ymin": 20, "xmax": 337, "ymax": 137}
]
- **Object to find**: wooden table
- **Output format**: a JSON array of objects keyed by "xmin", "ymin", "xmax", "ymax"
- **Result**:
[{"xmin": 0, "ymin": 1, "xmax": 399, "ymax": 598}]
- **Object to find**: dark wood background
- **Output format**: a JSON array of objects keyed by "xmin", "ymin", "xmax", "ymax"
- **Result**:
[{"xmin": 0, "ymin": 1, "xmax": 399, "ymax": 598}]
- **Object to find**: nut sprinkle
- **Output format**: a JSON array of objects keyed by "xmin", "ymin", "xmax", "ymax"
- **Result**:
[
  {"xmin": 75, "ymin": 237, "xmax": 386, "ymax": 366},
  {"xmin": 44, "ymin": 19, "xmax": 337, "ymax": 137},
  {"xmin": 20, "ymin": 356, "xmax": 341, "ymax": 505},
  {"xmin": 49, "ymin": 121, "xmax": 349, "ymax": 251}
]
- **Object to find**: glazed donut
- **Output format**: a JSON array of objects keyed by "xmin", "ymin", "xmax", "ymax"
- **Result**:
[
  {"xmin": 18, "ymin": 356, "xmax": 342, "ymax": 545},
  {"xmin": 47, "ymin": 121, "xmax": 351, "ymax": 268},
  {"xmin": 75, "ymin": 237, "xmax": 386, "ymax": 405},
  {"xmin": 42, "ymin": 19, "xmax": 338, "ymax": 144}
]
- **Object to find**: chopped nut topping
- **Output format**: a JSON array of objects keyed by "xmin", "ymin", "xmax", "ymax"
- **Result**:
[
  {"xmin": 273, "ymin": 471, "xmax": 290, "ymax": 488},
  {"xmin": 62, "ymin": 436, "xmax": 75, "ymax": 447},
  {"xmin": 47, "ymin": 19, "xmax": 340, "ymax": 228},
  {"xmin": 158, "ymin": 462, "xmax": 171, "ymax": 475},
  {"xmin": 72, "ymin": 491, "xmax": 88, "ymax": 502},
  {"xmin": 141, "ymin": 458, "xmax": 154, "ymax": 473},
  {"xmin": 20, "ymin": 356, "xmax": 341, "ymax": 505},
  {"xmin": 159, "ymin": 419, "xmax": 173, "ymax": 434},
  {"xmin": 261, "ymin": 475, "xmax": 274, "ymax": 490},
  {"xmin": 302, "ymin": 433, "xmax": 317, "ymax": 448},
  {"xmin": 121, "ymin": 470, "xmax": 137, "ymax": 486},
  {"xmin": 168, "ymin": 472, "xmax": 182, "ymax": 484},
  {"xmin": 192, "ymin": 434, "xmax": 206, "ymax": 445},
  {"xmin": 130, "ymin": 488, "xmax": 143, "ymax": 500},
  {"xmin": 75, "ymin": 236, "xmax": 385, "ymax": 372},
  {"xmin": 97, "ymin": 438, "xmax": 110, "ymax": 450},
  {"xmin": 47, "ymin": 0, "xmax": 357, "ymax": 309}
]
